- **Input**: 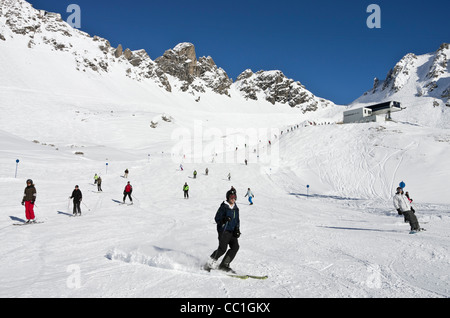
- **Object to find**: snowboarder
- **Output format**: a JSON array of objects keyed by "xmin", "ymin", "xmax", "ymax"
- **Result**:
[
  {"xmin": 245, "ymin": 188, "xmax": 254, "ymax": 205},
  {"xmin": 206, "ymin": 189, "xmax": 241, "ymax": 272},
  {"xmin": 69, "ymin": 185, "xmax": 83, "ymax": 216},
  {"xmin": 183, "ymin": 182, "xmax": 189, "ymax": 199},
  {"xmin": 21, "ymin": 179, "xmax": 37, "ymax": 223},
  {"xmin": 124, "ymin": 169, "xmax": 129, "ymax": 178},
  {"xmin": 123, "ymin": 181, "xmax": 133, "ymax": 204},
  {"xmin": 97, "ymin": 176, "xmax": 103, "ymax": 192},
  {"xmin": 193, "ymin": 170, "xmax": 197, "ymax": 179},
  {"xmin": 393, "ymin": 187, "xmax": 422, "ymax": 233}
]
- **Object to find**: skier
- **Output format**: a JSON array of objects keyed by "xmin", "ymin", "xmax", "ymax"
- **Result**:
[
  {"xmin": 183, "ymin": 182, "xmax": 189, "ymax": 199},
  {"xmin": 94, "ymin": 173, "xmax": 99, "ymax": 184},
  {"xmin": 180, "ymin": 164, "xmax": 183, "ymax": 171},
  {"xmin": 393, "ymin": 187, "xmax": 423, "ymax": 233},
  {"xmin": 205, "ymin": 168, "xmax": 209, "ymax": 176},
  {"xmin": 97, "ymin": 176, "xmax": 103, "ymax": 192},
  {"xmin": 21, "ymin": 179, "xmax": 37, "ymax": 223},
  {"xmin": 124, "ymin": 169, "xmax": 129, "ymax": 178},
  {"xmin": 123, "ymin": 181, "xmax": 133, "ymax": 204},
  {"xmin": 227, "ymin": 173, "xmax": 231, "ymax": 181},
  {"xmin": 206, "ymin": 189, "xmax": 241, "ymax": 273},
  {"xmin": 244, "ymin": 188, "xmax": 254, "ymax": 205},
  {"xmin": 69, "ymin": 185, "xmax": 83, "ymax": 216},
  {"xmin": 193, "ymin": 170, "xmax": 197, "ymax": 179}
]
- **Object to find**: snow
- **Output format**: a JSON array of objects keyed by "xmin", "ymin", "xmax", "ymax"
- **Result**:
[
  {"xmin": 0, "ymin": 1, "xmax": 449, "ymax": 298},
  {"xmin": 1, "ymin": 102, "xmax": 450, "ymax": 298}
]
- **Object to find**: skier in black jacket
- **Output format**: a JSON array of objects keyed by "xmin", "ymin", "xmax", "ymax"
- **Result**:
[
  {"xmin": 205, "ymin": 188, "xmax": 241, "ymax": 273},
  {"xmin": 69, "ymin": 185, "xmax": 83, "ymax": 216}
]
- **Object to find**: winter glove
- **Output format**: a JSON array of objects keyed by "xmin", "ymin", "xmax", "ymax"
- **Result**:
[
  {"xmin": 397, "ymin": 209, "xmax": 402, "ymax": 215},
  {"xmin": 21, "ymin": 201, "xmax": 24, "ymax": 206},
  {"xmin": 233, "ymin": 227, "xmax": 241, "ymax": 238},
  {"xmin": 222, "ymin": 216, "xmax": 232, "ymax": 225}
]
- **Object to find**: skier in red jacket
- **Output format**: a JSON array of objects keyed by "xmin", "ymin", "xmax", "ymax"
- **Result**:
[{"xmin": 123, "ymin": 181, "xmax": 133, "ymax": 204}]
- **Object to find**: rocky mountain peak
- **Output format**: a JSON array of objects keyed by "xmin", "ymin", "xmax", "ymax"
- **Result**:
[
  {"xmin": 235, "ymin": 69, "xmax": 334, "ymax": 112},
  {"xmin": 154, "ymin": 42, "xmax": 232, "ymax": 96}
]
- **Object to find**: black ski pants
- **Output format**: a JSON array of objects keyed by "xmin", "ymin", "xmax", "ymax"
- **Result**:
[
  {"xmin": 123, "ymin": 193, "xmax": 132, "ymax": 202},
  {"xmin": 73, "ymin": 201, "xmax": 81, "ymax": 214},
  {"xmin": 211, "ymin": 230, "xmax": 239, "ymax": 264},
  {"xmin": 403, "ymin": 210, "xmax": 420, "ymax": 231}
]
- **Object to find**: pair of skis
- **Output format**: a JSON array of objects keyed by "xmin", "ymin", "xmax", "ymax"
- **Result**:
[
  {"xmin": 227, "ymin": 273, "xmax": 268, "ymax": 280},
  {"xmin": 204, "ymin": 264, "xmax": 267, "ymax": 280},
  {"xmin": 13, "ymin": 221, "xmax": 44, "ymax": 226}
]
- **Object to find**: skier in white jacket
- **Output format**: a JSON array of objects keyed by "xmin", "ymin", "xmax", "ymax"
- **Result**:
[{"xmin": 393, "ymin": 187, "xmax": 422, "ymax": 232}]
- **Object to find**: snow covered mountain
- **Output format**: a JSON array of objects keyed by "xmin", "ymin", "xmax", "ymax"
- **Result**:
[
  {"xmin": 352, "ymin": 43, "xmax": 450, "ymax": 128},
  {"xmin": 0, "ymin": 0, "xmax": 333, "ymax": 113}
]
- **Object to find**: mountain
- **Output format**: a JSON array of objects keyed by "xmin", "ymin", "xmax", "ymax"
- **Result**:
[
  {"xmin": 351, "ymin": 43, "xmax": 450, "ymax": 128},
  {"xmin": 0, "ymin": 0, "xmax": 334, "ymax": 113}
]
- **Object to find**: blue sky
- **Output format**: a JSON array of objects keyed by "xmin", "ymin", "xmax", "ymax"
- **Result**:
[{"xmin": 27, "ymin": 0, "xmax": 450, "ymax": 105}]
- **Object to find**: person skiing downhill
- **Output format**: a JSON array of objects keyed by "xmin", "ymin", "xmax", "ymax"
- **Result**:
[
  {"xmin": 393, "ymin": 187, "xmax": 423, "ymax": 233},
  {"xmin": 97, "ymin": 176, "xmax": 103, "ymax": 192},
  {"xmin": 69, "ymin": 185, "xmax": 83, "ymax": 216},
  {"xmin": 244, "ymin": 188, "xmax": 254, "ymax": 205},
  {"xmin": 183, "ymin": 182, "xmax": 189, "ymax": 199},
  {"xmin": 21, "ymin": 179, "xmax": 36, "ymax": 223},
  {"xmin": 123, "ymin": 181, "xmax": 133, "ymax": 204},
  {"xmin": 205, "ymin": 188, "xmax": 241, "ymax": 273}
]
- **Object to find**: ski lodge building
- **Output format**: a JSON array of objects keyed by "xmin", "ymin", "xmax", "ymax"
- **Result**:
[{"xmin": 343, "ymin": 101, "xmax": 403, "ymax": 124}]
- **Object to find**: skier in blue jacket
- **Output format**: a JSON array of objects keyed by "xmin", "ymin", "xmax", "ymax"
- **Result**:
[{"xmin": 206, "ymin": 189, "xmax": 241, "ymax": 272}]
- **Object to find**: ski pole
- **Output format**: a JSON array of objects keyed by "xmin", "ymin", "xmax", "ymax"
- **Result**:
[{"xmin": 82, "ymin": 201, "xmax": 91, "ymax": 212}]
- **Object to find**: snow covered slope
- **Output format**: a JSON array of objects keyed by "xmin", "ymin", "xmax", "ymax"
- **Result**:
[
  {"xmin": 1, "ymin": 118, "xmax": 449, "ymax": 298},
  {"xmin": 0, "ymin": 0, "xmax": 449, "ymax": 298}
]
